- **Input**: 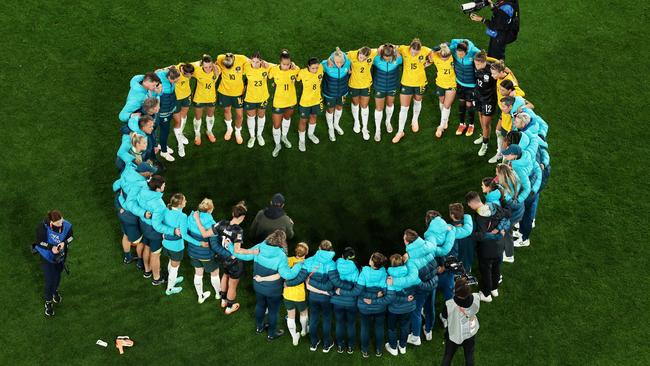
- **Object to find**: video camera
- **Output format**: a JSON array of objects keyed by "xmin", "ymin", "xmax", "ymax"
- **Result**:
[
  {"xmin": 461, "ymin": 0, "xmax": 490, "ymax": 14},
  {"xmin": 443, "ymin": 256, "xmax": 478, "ymax": 286}
]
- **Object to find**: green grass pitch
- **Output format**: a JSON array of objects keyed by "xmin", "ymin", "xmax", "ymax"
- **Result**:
[{"xmin": 1, "ymin": 0, "xmax": 647, "ymax": 365}]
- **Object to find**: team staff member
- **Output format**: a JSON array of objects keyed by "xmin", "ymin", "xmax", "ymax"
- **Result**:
[
  {"xmin": 372, "ymin": 44, "xmax": 402, "ymax": 142},
  {"xmin": 440, "ymin": 278, "xmax": 480, "ymax": 366},
  {"xmin": 118, "ymin": 72, "xmax": 161, "ymax": 123},
  {"xmin": 322, "ymin": 48, "xmax": 351, "ymax": 142},
  {"xmin": 489, "ymin": 60, "xmax": 524, "ymax": 163},
  {"xmin": 155, "ymin": 67, "xmax": 181, "ymax": 162},
  {"xmin": 431, "ymin": 43, "xmax": 457, "ymax": 138},
  {"xmin": 243, "ymin": 51, "xmax": 273, "ymax": 148},
  {"xmin": 217, "ymin": 52, "xmax": 249, "ymax": 144},
  {"xmin": 268, "ymin": 50, "xmax": 300, "ymax": 158},
  {"xmin": 327, "ymin": 247, "xmax": 359, "ymax": 354},
  {"xmin": 450, "ymin": 39, "xmax": 481, "ymax": 137},
  {"xmin": 384, "ymin": 254, "xmax": 418, "ymax": 356},
  {"xmin": 394, "ymin": 39, "xmax": 433, "ymax": 144},
  {"xmin": 171, "ymin": 63, "xmax": 195, "ymax": 158},
  {"xmin": 296, "ymin": 57, "xmax": 324, "ymax": 152},
  {"xmin": 470, "ymin": 0, "xmax": 519, "ymax": 60},
  {"xmin": 191, "ymin": 55, "xmax": 221, "ymax": 146},
  {"xmin": 33, "ymin": 210, "xmax": 73, "ymax": 317},
  {"xmin": 347, "ymin": 47, "xmax": 377, "ymax": 140},
  {"xmin": 472, "ymin": 51, "xmax": 498, "ymax": 157},
  {"xmin": 250, "ymin": 193, "xmax": 294, "ymax": 243},
  {"xmin": 112, "ymin": 162, "xmax": 148, "ymax": 265}
]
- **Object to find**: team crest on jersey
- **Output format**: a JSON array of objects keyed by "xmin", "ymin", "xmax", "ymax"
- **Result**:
[
  {"xmin": 291, "ymin": 75, "xmax": 296, "ymax": 81},
  {"xmin": 366, "ymin": 58, "xmax": 372, "ymax": 64},
  {"xmin": 236, "ymin": 66, "xmax": 241, "ymax": 72},
  {"xmin": 418, "ymin": 55, "xmax": 424, "ymax": 61},
  {"xmin": 318, "ymin": 74, "xmax": 323, "ymax": 80},
  {"xmin": 262, "ymin": 72, "xmax": 268, "ymax": 77},
  {"xmin": 484, "ymin": 75, "xmax": 490, "ymax": 81}
]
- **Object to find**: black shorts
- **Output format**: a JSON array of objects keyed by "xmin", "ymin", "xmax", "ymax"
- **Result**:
[
  {"xmin": 457, "ymin": 85, "xmax": 476, "ymax": 101},
  {"xmin": 475, "ymin": 96, "xmax": 497, "ymax": 116},
  {"xmin": 221, "ymin": 257, "xmax": 245, "ymax": 279}
]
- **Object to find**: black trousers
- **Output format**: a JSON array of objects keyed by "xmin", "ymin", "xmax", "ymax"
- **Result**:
[
  {"xmin": 478, "ymin": 256, "xmax": 501, "ymax": 296},
  {"xmin": 41, "ymin": 259, "xmax": 64, "ymax": 301},
  {"xmin": 488, "ymin": 36, "xmax": 507, "ymax": 60},
  {"xmin": 441, "ymin": 331, "xmax": 475, "ymax": 366}
]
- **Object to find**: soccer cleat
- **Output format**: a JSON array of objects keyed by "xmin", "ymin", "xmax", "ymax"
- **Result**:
[
  {"xmin": 215, "ymin": 292, "xmax": 221, "ymax": 300},
  {"xmin": 235, "ymin": 131, "xmax": 243, "ymax": 145},
  {"xmin": 225, "ymin": 303, "xmax": 240, "ymax": 315},
  {"xmin": 435, "ymin": 126, "xmax": 443, "ymax": 138},
  {"xmin": 175, "ymin": 276, "xmax": 184, "ymax": 285},
  {"xmin": 224, "ymin": 129, "xmax": 233, "ymax": 141},
  {"xmin": 272, "ymin": 145, "xmax": 281, "ymax": 158},
  {"xmin": 491, "ymin": 289, "xmax": 499, "ymax": 297},
  {"xmin": 353, "ymin": 121, "xmax": 361, "ymax": 133},
  {"xmin": 334, "ymin": 124, "xmax": 344, "ymax": 136},
  {"xmin": 123, "ymin": 254, "xmax": 134, "ymax": 265},
  {"xmin": 300, "ymin": 325, "xmax": 308, "ymax": 337},
  {"xmin": 455, "ymin": 123, "xmax": 466, "ymax": 135},
  {"xmin": 308, "ymin": 134, "xmax": 320, "ymax": 144},
  {"xmin": 52, "ymin": 292, "xmax": 62, "ymax": 304},
  {"xmin": 267, "ymin": 330, "xmax": 285, "ymax": 341},
  {"xmin": 337, "ymin": 345, "xmax": 344, "ymax": 354},
  {"xmin": 391, "ymin": 132, "xmax": 404, "ymax": 144},
  {"xmin": 165, "ymin": 287, "xmax": 183, "ymax": 295},
  {"xmin": 362, "ymin": 351, "xmax": 369, "ymax": 358},
  {"xmin": 398, "ymin": 343, "xmax": 407, "ymax": 355},
  {"xmin": 291, "ymin": 332, "xmax": 300, "ymax": 346},
  {"xmin": 442, "ymin": 119, "xmax": 448, "ymax": 130},
  {"xmin": 151, "ymin": 277, "xmax": 166, "ymax": 286},
  {"xmin": 181, "ymin": 135, "xmax": 189, "ymax": 145},
  {"xmin": 281, "ymin": 136, "xmax": 292, "ymax": 148},
  {"xmin": 177, "ymin": 144, "xmax": 185, "ymax": 158},
  {"xmin": 45, "ymin": 301, "xmax": 54, "ymax": 317},
  {"xmin": 257, "ymin": 135, "xmax": 265, "ymax": 146},
  {"xmin": 465, "ymin": 124, "xmax": 475, "ymax": 136},
  {"xmin": 328, "ymin": 129, "xmax": 336, "ymax": 142},
  {"xmin": 385, "ymin": 343, "xmax": 398, "ymax": 356},
  {"xmin": 473, "ymin": 136, "xmax": 484, "ymax": 145},
  {"xmin": 322, "ymin": 343, "xmax": 334, "ymax": 353},
  {"xmin": 478, "ymin": 143, "xmax": 488, "ymax": 156},
  {"xmin": 407, "ymin": 334, "xmax": 421, "ymax": 346},
  {"xmin": 362, "ymin": 130, "xmax": 370, "ymax": 141},
  {"xmin": 374, "ymin": 133, "xmax": 381, "ymax": 142},
  {"xmin": 411, "ymin": 121, "xmax": 419, "ymax": 132},
  {"xmin": 247, "ymin": 137, "xmax": 256, "ymax": 148},
  {"xmin": 310, "ymin": 340, "xmax": 320, "ymax": 351},
  {"xmin": 386, "ymin": 122, "xmax": 394, "ymax": 133},
  {"xmin": 207, "ymin": 133, "xmax": 217, "ymax": 143},
  {"xmin": 160, "ymin": 152, "xmax": 175, "ymax": 162},
  {"xmin": 515, "ymin": 238, "xmax": 530, "ymax": 247},
  {"xmin": 194, "ymin": 136, "xmax": 202, "ymax": 146},
  {"xmin": 480, "ymin": 293, "xmax": 493, "ymax": 302},
  {"xmin": 221, "ymin": 299, "xmax": 227, "ymax": 308},
  {"xmin": 135, "ymin": 258, "xmax": 144, "ymax": 270},
  {"xmin": 488, "ymin": 153, "xmax": 502, "ymax": 164},
  {"xmin": 424, "ymin": 329, "xmax": 433, "ymax": 341},
  {"xmin": 143, "ymin": 271, "xmax": 152, "ymax": 279},
  {"xmin": 347, "ymin": 346, "xmax": 354, "ymax": 354},
  {"xmin": 298, "ymin": 139, "xmax": 306, "ymax": 152},
  {"xmin": 503, "ymin": 254, "xmax": 515, "ymax": 263},
  {"xmin": 198, "ymin": 291, "xmax": 212, "ymax": 304}
]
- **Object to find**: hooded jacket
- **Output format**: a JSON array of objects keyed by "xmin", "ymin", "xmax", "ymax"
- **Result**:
[
  {"xmin": 285, "ymin": 249, "xmax": 336, "ymax": 302},
  {"xmin": 328, "ymin": 258, "xmax": 360, "ymax": 308},
  {"xmin": 235, "ymin": 241, "xmax": 302, "ymax": 297},
  {"xmin": 249, "ymin": 206, "xmax": 294, "ymax": 242},
  {"xmin": 338, "ymin": 266, "xmax": 388, "ymax": 314},
  {"xmin": 385, "ymin": 265, "xmax": 419, "ymax": 314}
]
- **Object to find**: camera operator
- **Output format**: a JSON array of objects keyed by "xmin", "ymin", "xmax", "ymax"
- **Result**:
[
  {"xmin": 33, "ymin": 210, "xmax": 73, "ymax": 317},
  {"xmin": 469, "ymin": 0, "xmax": 519, "ymax": 60},
  {"xmin": 440, "ymin": 278, "xmax": 480, "ymax": 366}
]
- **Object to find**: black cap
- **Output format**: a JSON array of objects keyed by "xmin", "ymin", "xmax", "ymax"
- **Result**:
[{"xmin": 271, "ymin": 193, "xmax": 285, "ymax": 206}]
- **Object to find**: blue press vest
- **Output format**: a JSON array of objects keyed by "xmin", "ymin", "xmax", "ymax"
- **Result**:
[{"xmin": 36, "ymin": 220, "xmax": 72, "ymax": 263}]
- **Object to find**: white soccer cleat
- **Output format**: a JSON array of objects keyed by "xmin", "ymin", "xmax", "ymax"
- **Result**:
[
  {"xmin": 353, "ymin": 122, "xmax": 361, "ymax": 134},
  {"xmin": 257, "ymin": 135, "xmax": 265, "ymax": 146},
  {"xmin": 292, "ymin": 332, "xmax": 300, "ymax": 346},
  {"xmin": 198, "ymin": 291, "xmax": 212, "ymax": 304},
  {"xmin": 386, "ymin": 122, "xmax": 394, "ymax": 133},
  {"xmin": 374, "ymin": 133, "xmax": 381, "ymax": 142},
  {"xmin": 480, "ymin": 293, "xmax": 492, "ymax": 302},
  {"xmin": 334, "ymin": 124, "xmax": 344, "ymax": 136},
  {"xmin": 272, "ymin": 144, "xmax": 281, "ymax": 158},
  {"xmin": 281, "ymin": 136, "xmax": 292, "ymax": 148},
  {"xmin": 478, "ymin": 143, "xmax": 488, "ymax": 157},
  {"xmin": 473, "ymin": 136, "xmax": 484, "ymax": 145},
  {"xmin": 247, "ymin": 137, "xmax": 256, "ymax": 149},
  {"xmin": 298, "ymin": 139, "xmax": 306, "ymax": 152},
  {"xmin": 488, "ymin": 153, "xmax": 503, "ymax": 164},
  {"xmin": 308, "ymin": 134, "xmax": 320, "ymax": 144},
  {"xmin": 328, "ymin": 128, "xmax": 336, "ymax": 142},
  {"xmin": 160, "ymin": 152, "xmax": 175, "ymax": 162},
  {"xmin": 362, "ymin": 129, "xmax": 370, "ymax": 141},
  {"xmin": 177, "ymin": 144, "xmax": 185, "ymax": 158},
  {"xmin": 491, "ymin": 289, "xmax": 499, "ymax": 298}
]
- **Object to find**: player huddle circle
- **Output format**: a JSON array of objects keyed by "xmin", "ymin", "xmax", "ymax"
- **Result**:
[{"xmin": 113, "ymin": 37, "xmax": 551, "ymax": 358}]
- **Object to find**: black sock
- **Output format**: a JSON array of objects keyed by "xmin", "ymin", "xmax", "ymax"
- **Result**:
[
  {"xmin": 458, "ymin": 103, "xmax": 467, "ymax": 123},
  {"xmin": 467, "ymin": 106, "xmax": 475, "ymax": 124},
  {"xmin": 483, "ymin": 137, "xmax": 489, "ymax": 144},
  {"xmin": 220, "ymin": 291, "xmax": 226, "ymax": 299}
]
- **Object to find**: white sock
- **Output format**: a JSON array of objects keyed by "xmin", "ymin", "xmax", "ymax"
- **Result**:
[
  {"xmin": 299, "ymin": 130, "xmax": 305, "ymax": 143},
  {"xmin": 439, "ymin": 102, "xmax": 444, "ymax": 112},
  {"xmin": 206, "ymin": 116, "xmax": 215, "ymax": 133},
  {"xmin": 386, "ymin": 105, "xmax": 395, "ymax": 123},
  {"xmin": 326, "ymin": 112, "xmax": 334, "ymax": 130},
  {"xmin": 287, "ymin": 318, "xmax": 298, "ymax": 338},
  {"xmin": 351, "ymin": 104, "xmax": 360, "ymax": 125},
  {"xmin": 273, "ymin": 127, "xmax": 281, "ymax": 145},
  {"xmin": 496, "ymin": 131, "xmax": 504, "ymax": 154},
  {"xmin": 235, "ymin": 126, "xmax": 242, "ymax": 135},
  {"xmin": 334, "ymin": 109, "xmax": 343, "ymax": 127},
  {"xmin": 257, "ymin": 116, "xmax": 266, "ymax": 137},
  {"xmin": 210, "ymin": 274, "xmax": 221, "ymax": 294},
  {"xmin": 361, "ymin": 107, "xmax": 369, "ymax": 131},
  {"xmin": 193, "ymin": 274, "xmax": 203, "ymax": 297},
  {"xmin": 307, "ymin": 123, "xmax": 316, "ymax": 136},
  {"xmin": 167, "ymin": 263, "xmax": 178, "ymax": 292},
  {"xmin": 412, "ymin": 100, "xmax": 422, "ymax": 123},
  {"xmin": 247, "ymin": 116, "xmax": 256, "ymax": 137},
  {"xmin": 374, "ymin": 110, "xmax": 383, "ymax": 132},
  {"xmin": 225, "ymin": 119, "xmax": 233, "ymax": 131},
  {"xmin": 282, "ymin": 118, "xmax": 290, "ymax": 136},
  {"xmin": 299, "ymin": 314, "xmax": 308, "ymax": 331},
  {"xmin": 193, "ymin": 118, "xmax": 202, "ymax": 136},
  {"xmin": 181, "ymin": 116, "xmax": 187, "ymax": 131},
  {"xmin": 398, "ymin": 106, "xmax": 409, "ymax": 133},
  {"xmin": 441, "ymin": 107, "xmax": 451, "ymax": 127},
  {"xmin": 174, "ymin": 127, "xmax": 184, "ymax": 143}
]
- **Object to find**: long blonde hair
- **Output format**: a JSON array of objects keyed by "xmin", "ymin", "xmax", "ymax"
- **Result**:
[
  {"xmin": 496, "ymin": 164, "xmax": 519, "ymax": 198},
  {"xmin": 197, "ymin": 198, "xmax": 214, "ymax": 213},
  {"xmin": 168, "ymin": 193, "xmax": 185, "ymax": 209},
  {"xmin": 130, "ymin": 132, "xmax": 146, "ymax": 164}
]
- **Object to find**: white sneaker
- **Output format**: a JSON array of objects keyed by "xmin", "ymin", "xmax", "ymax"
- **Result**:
[
  {"xmin": 272, "ymin": 144, "xmax": 281, "ymax": 158},
  {"xmin": 473, "ymin": 136, "xmax": 484, "ymax": 145},
  {"xmin": 328, "ymin": 128, "xmax": 336, "ymax": 142},
  {"xmin": 292, "ymin": 332, "xmax": 300, "ymax": 346},
  {"xmin": 374, "ymin": 133, "xmax": 381, "ymax": 142},
  {"xmin": 398, "ymin": 344, "xmax": 406, "ymax": 355},
  {"xmin": 281, "ymin": 136, "xmax": 292, "ymax": 148},
  {"xmin": 353, "ymin": 121, "xmax": 361, "ymax": 133},
  {"xmin": 491, "ymin": 289, "xmax": 499, "ymax": 297},
  {"xmin": 247, "ymin": 137, "xmax": 256, "ymax": 148},
  {"xmin": 532, "ymin": 219, "xmax": 536, "ymax": 228},
  {"xmin": 198, "ymin": 291, "xmax": 211, "ymax": 304},
  {"xmin": 424, "ymin": 329, "xmax": 432, "ymax": 341},
  {"xmin": 503, "ymin": 254, "xmax": 515, "ymax": 263},
  {"xmin": 480, "ymin": 293, "xmax": 493, "ymax": 302},
  {"xmin": 166, "ymin": 146, "xmax": 174, "ymax": 154},
  {"xmin": 478, "ymin": 143, "xmax": 488, "ymax": 156},
  {"xmin": 334, "ymin": 124, "xmax": 344, "ymax": 135},
  {"xmin": 362, "ymin": 129, "xmax": 370, "ymax": 141},
  {"xmin": 177, "ymin": 144, "xmax": 185, "ymax": 158},
  {"xmin": 488, "ymin": 153, "xmax": 503, "ymax": 164},
  {"xmin": 308, "ymin": 134, "xmax": 320, "ymax": 144},
  {"xmin": 514, "ymin": 222, "xmax": 520, "ymax": 230},
  {"xmin": 298, "ymin": 139, "xmax": 306, "ymax": 152},
  {"xmin": 385, "ymin": 343, "xmax": 398, "ymax": 356},
  {"xmin": 160, "ymin": 151, "xmax": 175, "ymax": 162},
  {"xmin": 257, "ymin": 135, "xmax": 265, "ymax": 146},
  {"xmin": 406, "ymin": 334, "xmax": 421, "ymax": 346},
  {"xmin": 514, "ymin": 239, "xmax": 530, "ymax": 247},
  {"xmin": 386, "ymin": 122, "xmax": 393, "ymax": 133}
]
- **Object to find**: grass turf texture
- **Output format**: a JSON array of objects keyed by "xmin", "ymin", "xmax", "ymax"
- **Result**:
[{"xmin": 1, "ymin": 0, "xmax": 647, "ymax": 365}]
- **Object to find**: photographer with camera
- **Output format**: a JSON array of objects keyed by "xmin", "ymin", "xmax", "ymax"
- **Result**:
[
  {"xmin": 468, "ymin": 0, "xmax": 520, "ymax": 60},
  {"xmin": 440, "ymin": 278, "xmax": 480, "ymax": 366},
  {"xmin": 33, "ymin": 210, "xmax": 73, "ymax": 317}
]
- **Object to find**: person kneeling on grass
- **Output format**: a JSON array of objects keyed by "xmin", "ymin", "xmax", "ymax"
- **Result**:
[{"xmin": 440, "ymin": 278, "xmax": 480, "ymax": 366}]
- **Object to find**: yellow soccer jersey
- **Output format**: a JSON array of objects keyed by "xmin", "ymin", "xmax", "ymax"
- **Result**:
[
  {"xmin": 497, "ymin": 73, "xmax": 525, "ymax": 131},
  {"xmin": 174, "ymin": 63, "xmax": 192, "ymax": 99},
  {"xmin": 398, "ymin": 45, "xmax": 433, "ymax": 87},
  {"xmin": 431, "ymin": 53, "xmax": 456, "ymax": 89},
  {"xmin": 348, "ymin": 49, "xmax": 377, "ymax": 89},
  {"xmin": 297, "ymin": 65, "xmax": 323, "ymax": 107},
  {"xmin": 282, "ymin": 256, "xmax": 306, "ymax": 302},
  {"xmin": 269, "ymin": 66, "xmax": 300, "ymax": 108},
  {"xmin": 243, "ymin": 63, "xmax": 272, "ymax": 103},
  {"xmin": 192, "ymin": 61, "xmax": 218, "ymax": 103},
  {"xmin": 216, "ymin": 54, "xmax": 247, "ymax": 97}
]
